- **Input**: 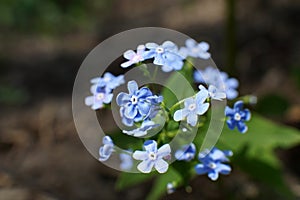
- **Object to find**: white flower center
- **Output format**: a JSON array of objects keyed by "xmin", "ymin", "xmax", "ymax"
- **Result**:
[
  {"xmin": 96, "ymin": 93, "xmax": 105, "ymax": 100},
  {"xmin": 234, "ymin": 113, "xmax": 241, "ymax": 121},
  {"xmin": 148, "ymin": 152, "xmax": 157, "ymax": 160},
  {"xmin": 188, "ymin": 103, "xmax": 196, "ymax": 111},
  {"xmin": 103, "ymin": 77, "xmax": 111, "ymax": 82},
  {"xmin": 131, "ymin": 95, "xmax": 138, "ymax": 105},
  {"xmin": 156, "ymin": 47, "xmax": 164, "ymax": 54},
  {"xmin": 208, "ymin": 162, "xmax": 217, "ymax": 169}
]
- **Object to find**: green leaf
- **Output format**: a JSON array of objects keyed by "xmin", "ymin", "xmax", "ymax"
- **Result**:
[
  {"xmin": 146, "ymin": 167, "xmax": 182, "ymax": 200},
  {"xmin": 219, "ymin": 113, "xmax": 300, "ymax": 196},
  {"xmin": 161, "ymin": 66, "xmax": 195, "ymax": 108},
  {"xmin": 116, "ymin": 172, "xmax": 154, "ymax": 190}
]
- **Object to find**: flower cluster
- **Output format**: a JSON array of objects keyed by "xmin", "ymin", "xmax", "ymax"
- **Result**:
[
  {"xmin": 84, "ymin": 38, "xmax": 252, "ymax": 195},
  {"xmin": 85, "ymin": 72, "xmax": 124, "ymax": 110}
]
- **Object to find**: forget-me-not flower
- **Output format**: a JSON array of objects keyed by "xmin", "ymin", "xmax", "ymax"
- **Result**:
[
  {"xmin": 175, "ymin": 143, "xmax": 196, "ymax": 161},
  {"xmin": 225, "ymin": 100, "xmax": 251, "ymax": 133},
  {"xmin": 194, "ymin": 67, "xmax": 239, "ymax": 100},
  {"xmin": 91, "ymin": 72, "xmax": 124, "ymax": 90},
  {"xmin": 143, "ymin": 41, "xmax": 184, "ymax": 72},
  {"xmin": 117, "ymin": 80, "xmax": 162, "ymax": 126},
  {"xmin": 121, "ymin": 45, "xmax": 146, "ymax": 68},
  {"xmin": 199, "ymin": 85, "xmax": 226, "ymax": 101},
  {"xmin": 195, "ymin": 148, "xmax": 232, "ymax": 181},
  {"xmin": 99, "ymin": 136, "xmax": 114, "ymax": 162},
  {"xmin": 85, "ymin": 86, "xmax": 113, "ymax": 110},
  {"xmin": 173, "ymin": 89, "xmax": 209, "ymax": 126},
  {"xmin": 179, "ymin": 39, "xmax": 211, "ymax": 59},
  {"xmin": 220, "ymin": 72, "xmax": 239, "ymax": 100},
  {"xmin": 133, "ymin": 140, "xmax": 171, "ymax": 173},
  {"xmin": 123, "ymin": 120, "xmax": 160, "ymax": 137}
]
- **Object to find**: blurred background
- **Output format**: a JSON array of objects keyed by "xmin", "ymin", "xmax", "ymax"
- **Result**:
[{"xmin": 0, "ymin": 0, "xmax": 299, "ymax": 199}]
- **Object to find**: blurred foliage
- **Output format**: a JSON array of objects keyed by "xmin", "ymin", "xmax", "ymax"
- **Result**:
[
  {"xmin": 0, "ymin": 85, "xmax": 29, "ymax": 105},
  {"xmin": 291, "ymin": 66, "xmax": 300, "ymax": 89},
  {"xmin": 256, "ymin": 94, "xmax": 289, "ymax": 117},
  {"xmin": 0, "ymin": 0, "xmax": 113, "ymax": 35}
]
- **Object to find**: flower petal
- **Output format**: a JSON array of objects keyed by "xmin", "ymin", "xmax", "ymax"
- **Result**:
[
  {"xmin": 157, "ymin": 144, "xmax": 171, "ymax": 158},
  {"xmin": 208, "ymin": 171, "xmax": 219, "ymax": 181},
  {"xmin": 137, "ymin": 160, "xmax": 154, "ymax": 173},
  {"xmin": 116, "ymin": 92, "xmax": 130, "ymax": 106},
  {"xmin": 137, "ymin": 101, "xmax": 151, "ymax": 116},
  {"xmin": 187, "ymin": 113, "xmax": 198, "ymax": 126},
  {"xmin": 195, "ymin": 164, "xmax": 207, "ymax": 175},
  {"xmin": 144, "ymin": 140, "xmax": 157, "ymax": 153},
  {"xmin": 132, "ymin": 150, "xmax": 148, "ymax": 160},
  {"xmin": 196, "ymin": 89, "xmax": 209, "ymax": 103},
  {"xmin": 173, "ymin": 109, "xmax": 188, "ymax": 121},
  {"xmin": 123, "ymin": 50, "xmax": 136, "ymax": 59},
  {"xmin": 124, "ymin": 104, "xmax": 138, "ymax": 119},
  {"xmin": 196, "ymin": 103, "xmax": 209, "ymax": 115},
  {"xmin": 237, "ymin": 121, "xmax": 248, "ymax": 133},
  {"xmin": 155, "ymin": 159, "xmax": 169, "ymax": 173},
  {"xmin": 127, "ymin": 81, "xmax": 138, "ymax": 94}
]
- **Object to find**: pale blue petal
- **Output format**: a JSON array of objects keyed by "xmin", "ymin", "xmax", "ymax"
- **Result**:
[
  {"xmin": 162, "ymin": 41, "xmax": 177, "ymax": 51},
  {"xmin": 137, "ymin": 101, "xmax": 151, "ymax": 115},
  {"xmin": 132, "ymin": 150, "xmax": 148, "ymax": 160},
  {"xmin": 103, "ymin": 93, "xmax": 113, "ymax": 104},
  {"xmin": 124, "ymin": 104, "xmax": 138, "ymax": 119},
  {"xmin": 121, "ymin": 60, "xmax": 133, "ymax": 68},
  {"xmin": 198, "ymin": 52, "xmax": 211, "ymax": 59},
  {"xmin": 123, "ymin": 50, "xmax": 135, "ymax": 59},
  {"xmin": 208, "ymin": 171, "xmax": 219, "ymax": 181},
  {"xmin": 102, "ymin": 136, "xmax": 113, "ymax": 145},
  {"xmin": 187, "ymin": 113, "xmax": 198, "ymax": 126},
  {"xmin": 173, "ymin": 109, "xmax": 188, "ymax": 121},
  {"xmin": 153, "ymin": 54, "xmax": 164, "ymax": 65},
  {"xmin": 216, "ymin": 163, "xmax": 231, "ymax": 175},
  {"xmin": 196, "ymin": 102, "xmax": 209, "ymax": 115},
  {"xmin": 157, "ymin": 144, "xmax": 171, "ymax": 158},
  {"xmin": 198, "ymin": 41, "xmax": 210, "ymax": 51},
  {"xmin": 155, "ymin": 159, "xmax": 169, "ymax": 173},
  {"xmin": 116, "ymin": 92, "xmax": 130, "ymax": 106},
  {"xmin": 161, "ymin": 65, "xmax": 173, "ymax": 72},
  {"xmin": 186, "ymin": 39, "xmax": 197, "ymax": 48},
  {"xmin": 127, "ymin": 81, "xmax": 138, "ymax": 94},
  {"xmin": 137, "ymin": 160, "xmax": 154, "ymax": 173},
  {"xmin": 145, "ymin": 42, "xmax": 158, "ymax": 49},
  {"xmin": 85, "ymin": 96, "xmax": 94, "ymax": 106},
  {"xmin": 196, "ymin": 89, "xmax": 209, "ymax": 103}
]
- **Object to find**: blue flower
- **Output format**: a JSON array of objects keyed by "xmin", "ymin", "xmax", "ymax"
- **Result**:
[
  {"xmin": 99, "ymin": 136, "xmax": 114, "ymax": 162},
  {"xmin": 167, "ymin": 183, "xmax": 175, "ymax": 194},
  {"xmin": 133, "ymin": 140, "xmax": 171, "ymax": 173},
  {"xmin": 143, "ymin": 41, "xmax": 184, "ymax": 72},
  {"xmin": 195, "ymin": 148, "xmax": 232, "ymax": 181},
  {"xmin": 220, "ymin": 72, "xmax": 239, "ymax": 100},
  {"xmin": 123, "ymin": 120, "xmax": 160, "ymax": 137},
  {"xmin": 175, "ymin": 143, "xmax": 196, "ymax": 161},
  {"xmin": 179, "ymin": 39, "xmax": 211, "ymax": 59},
  {"xmin": 173, "ymin": 89, "xmax": 209, "ymax": 126},
  {"xmin": 194, "ymin": 67, "xmax": 239, "ymax": 100},
  {"xmin": 225, "ymin": 100, "xmax": 251, "ymax": 133},
  {"xmin": 198, "ymin": 85, "xmax": 226, "ymax": 101},
  {"xmin": 85, "ymin": 86, "xmax": 113, "ymax": 110},
  {"xmin": 121, "ymin": 45, "xmax": 146, "ymax": 68},
  {"xmin": 117, "ymin": 80, "xmax": 162, "ymax": 126},
  {"xmin": 91, "ymin": 72, "xmax": 124, "ymax": 90},
  {"xmin": 120, "ymin": 152, "xmax": 133, "ymax": 171}
]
